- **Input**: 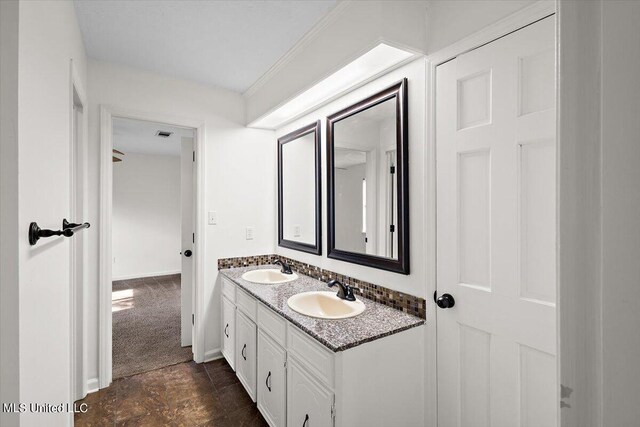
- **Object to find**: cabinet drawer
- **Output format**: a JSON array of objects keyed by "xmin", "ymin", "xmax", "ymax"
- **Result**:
[
  {"xmin": 222, "ymin": 277, "xmax": 236, "ymax": 302},
  {"xmin": 236, "ymin": 288, "xmax": 257, "ymax": 321},
  {"xmin": 258, "ymin": 303, "xmax": 287, "ymax": 346},
  {"xmin": 287, "ymin": 325, "xmax": 334, "ymax": 388}
]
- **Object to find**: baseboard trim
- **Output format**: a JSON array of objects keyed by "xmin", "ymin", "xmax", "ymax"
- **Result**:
[
  {"xmin": 113, "ymin": 270, "xmax": 181, "ymax": 281},
  {"xmin": 204, "ymin": 348, "xmax": 222, "ymax": 363},
  {"xmin": 87, "ymin": 377, "xmax": 100, "ymax": 393}
]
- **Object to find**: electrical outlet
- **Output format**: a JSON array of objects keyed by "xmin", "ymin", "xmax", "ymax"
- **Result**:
[
  {"xmin": 293, "ymin": 225, "xmax": 301, "ymax": 237},
  {"xmin": 208, "ymin": 211, "xmax": 217, "ymax": 225},
  {"xmin": 245, "ymin": 227, "xmax": 254, "ymax": 240}
]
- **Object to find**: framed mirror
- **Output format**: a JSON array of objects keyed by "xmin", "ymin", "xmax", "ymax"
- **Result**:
[
  {"xmin": 278, "ymin": 121, "xmax": 322, "ymax": 254},
  {"xmin": 326, "ymin": 79, "xmax": 409, "ymax": 274}
]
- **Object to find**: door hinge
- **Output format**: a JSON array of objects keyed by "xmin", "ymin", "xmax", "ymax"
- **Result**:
[
  {"xmin": 331, "ymin": 401, "xmax": 336, "ymax": 421},
  {"xmin": 284, "ymin": 359, "xmax": 287, "ymax": 368},
  {"xmin": 192, "ymin": 314, "xmax": 194, "ymax": 325},
  {"xmin": 193, "ymin": 151, "xmax": 195, "ymax": 162},
  {"xmin": 390, "ymin": 166, "xmax": 396, "ymax": 174},
  {"xmin": 389, "ymin": 224, "xmax": 395, "ymax": 232}
]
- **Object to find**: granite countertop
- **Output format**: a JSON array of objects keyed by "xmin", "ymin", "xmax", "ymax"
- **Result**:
[{"xmin": 219, "ymin": 265, "xmax": 425, "ymax": 352}]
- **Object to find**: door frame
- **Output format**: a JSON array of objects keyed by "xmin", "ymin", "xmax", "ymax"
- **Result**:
[
  {"xmin": 69, "ymin": 58, "xmax": 88, "ymax": 402},
  {"xmin": 98, "ymin": 105, "xmax": 206, "ymax": 388},
  {"xmin": 424, "ymin": 1, "xmax": 556, "ymax": 425}
]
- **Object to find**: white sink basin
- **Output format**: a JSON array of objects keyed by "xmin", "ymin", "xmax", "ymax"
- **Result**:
[
  {"xmin": 287, "ymin": 291, "xmax": 366, "ymax": 319},
  {"xmin": 241, "ymin": 269, "xmax": 298, "ymax": 284}
]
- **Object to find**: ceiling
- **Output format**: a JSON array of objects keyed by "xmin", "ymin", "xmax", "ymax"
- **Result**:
[
  {"xmin": 74, "ymin": 0, "xmax": 336, "ymax": 93},
  {"xmin": 113, "ymin": 117, "xmax": 195, "ymax": 157}
]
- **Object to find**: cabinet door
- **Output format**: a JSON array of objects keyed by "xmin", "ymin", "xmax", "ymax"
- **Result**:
[
  {"xmin": 236, "ymin": 310, "xmax": 257, "ymax": 401},
  {"xmin": 287, "ymin": 358, "xmax": 334, "ymax": 427},
  {"xmin": 221, "ymin": 296, "xmax": 236, "ymax": 371},
  {"xmin": 258, "ymin": 330, "xmax": 287, "ymax": 427}
]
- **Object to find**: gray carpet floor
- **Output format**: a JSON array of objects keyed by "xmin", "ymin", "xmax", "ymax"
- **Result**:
[{"xmin": 112, "ymin": 274, "xmax": 192, "ymax": 379}]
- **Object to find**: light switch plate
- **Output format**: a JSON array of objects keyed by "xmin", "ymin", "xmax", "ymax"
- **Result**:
[
  {"xmin": 208, "ymin": 211, "xmax": 217, "ymax": 225},
  {"xmin": 245, "ymin": 227, "xmax": 254, "ymax": 240}
]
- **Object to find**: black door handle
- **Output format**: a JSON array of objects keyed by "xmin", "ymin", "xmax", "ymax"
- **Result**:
[
  {"xmin": 183, "ymin": 249, "xmax": 192, "ymax": 257},
  {"xmin": 434, "ymin": 292, "xmax": 455, "ymax": 309},
  {"xmin": 224, "ymin": 324, "xmax": 229, "ymax": 338},
  {"xmin": 266, "ymin": 371, "xmax": 271, "ymax": 391},
  {"xmin": 302, "ymin": 414, "xmax": 309, "ymax": 427},
  {"xmin": 242, "ymin": 344, "xmax": 247, "ymax": 360}
]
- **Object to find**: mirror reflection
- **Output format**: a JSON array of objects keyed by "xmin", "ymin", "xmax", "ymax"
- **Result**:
[
  {"xmin": 327, "ymin": 79, "xmax": 408, "ymax": 274},
  {"xmin": 278, "ymin": 121, "xmax": 321, "ymax": 254},
  {"xmin": 333, "ymin": 98, "xmax": 398, "ymax": 259}
]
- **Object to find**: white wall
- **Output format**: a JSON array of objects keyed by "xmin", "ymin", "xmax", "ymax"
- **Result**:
[
  {"xmin": 87, "ymin": 60, "xmax": 276, "ymax": 383},
  {"xmin": 275, "ymin": 58, "xmax": 427, "ymax": 299},
  {"xmin": 112, "ymin": 153, "xmax": 181, "ymax": 280},
  {"xmin": 425, "ymin": 0, "xmax": 537, "ymax": 53},
  {"xmin": 600, "ymin": 1, "xmax": 640, "ymax": 425},
  {"xmin": 557, "ymin": 3, "xmax": 602, "ymax": 425},
  {"xmin": 558, "ymin": 1, "xmax": 640, "ymax": 425},
  {"xmin": 8, "ymin": 1, "xmax": 88, "ymax": 426},
  {"xmin": 0, "ymin": 1, "xmax": 20, "ymax": 426}
]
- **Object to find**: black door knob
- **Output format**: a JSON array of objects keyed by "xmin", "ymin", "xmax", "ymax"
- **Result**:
[
  {"xmin": 435, "ymin": 293, "xmax": 455, "ymax": 309},
  {"xmin": 183, "ymin": 250, "xmax": 192, "ymax": 257}
]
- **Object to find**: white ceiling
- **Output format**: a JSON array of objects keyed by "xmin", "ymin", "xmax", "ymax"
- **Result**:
[
  {"xmin": 113, "ymin": 117, "xmax": 195, "ymax": 157},
  {"xmin": 74, "ymin": 0, "xmax": 336, "ymax": 93}
]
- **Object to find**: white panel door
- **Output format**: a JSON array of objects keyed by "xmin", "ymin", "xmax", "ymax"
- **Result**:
[
  {"xmin": 180, "ymin": 136, "xmax": 194, "ymax": 346},
  {"xmin": 436, "ymin": 16, "xmax": 556, "ymax": 427},
  {"xmin": 287, "ymin": 358, "xmax": 334, "ymax": 427},
  {"xmin": 236, "ymin": 310, "xmax": 257, "ymax": 402},
  {"xmin": 258, "ymin": 330, "xmax": 287, "ymax": 427}
]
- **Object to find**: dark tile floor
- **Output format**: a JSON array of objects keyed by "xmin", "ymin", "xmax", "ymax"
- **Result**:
[{"xmin": 75, "ymin": 359, "xmax": 268, "ymax": 427}]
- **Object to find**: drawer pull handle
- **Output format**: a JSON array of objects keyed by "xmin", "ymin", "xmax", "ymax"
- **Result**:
[
  {"xmin": 224, "ymin": 324, "xmax": 229, "ymax": 338},
  {"xmin": 242, "ymin": 344, "xmax": 247, "ymax": 360},
  {"xmin": 266, "ymin": 371, "xmax": 272, "ymax": 391},
  {"xmin": 302, "ymin": 414, "xmax": 309, "ymax": 427}
]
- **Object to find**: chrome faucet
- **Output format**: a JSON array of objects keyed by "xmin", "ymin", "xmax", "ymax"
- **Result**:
[
  {"xmin": 327, "ymin": 279, "xmax": 356, "ymax": 302},
  {"xmin": 272, "ymin": 259, "xmax": 293, "ymax": 275}
]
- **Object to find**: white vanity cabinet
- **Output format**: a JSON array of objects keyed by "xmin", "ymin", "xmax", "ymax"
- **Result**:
[{"xmin": 220, "ymin": 275, "xmax": 425, "ymax": 427}]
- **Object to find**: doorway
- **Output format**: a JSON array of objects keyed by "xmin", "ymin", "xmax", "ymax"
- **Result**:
[
  {"xmin": 98, "ymin": 108, "xmax": 205, "ymax": 388},
  {"xmin": 109, "ymin": 118, "xmax": 195, "ymax": 379},
  {"xmin": 434, "ymin": 14, "xmax": 557, "ymax": 427}
]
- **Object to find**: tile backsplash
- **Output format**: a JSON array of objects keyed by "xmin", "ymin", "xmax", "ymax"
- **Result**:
[{"xmin": 218, "ymin": 254, "xmax": 426, "ymax": 319}]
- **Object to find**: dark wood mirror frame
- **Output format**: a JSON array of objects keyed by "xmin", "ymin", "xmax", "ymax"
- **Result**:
[
  {"xmin": 278, "ymin": 120, "xmax": 322, "ymax": 255},
  {"xmin": 326, "ymin": 79, "xmax": 409, "ymax": 274}
]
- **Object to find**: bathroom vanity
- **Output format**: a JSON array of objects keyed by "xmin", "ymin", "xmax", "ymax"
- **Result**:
[{"xmin": 219, "ymin": 265, "xmax": 425, "ymax": 427}]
